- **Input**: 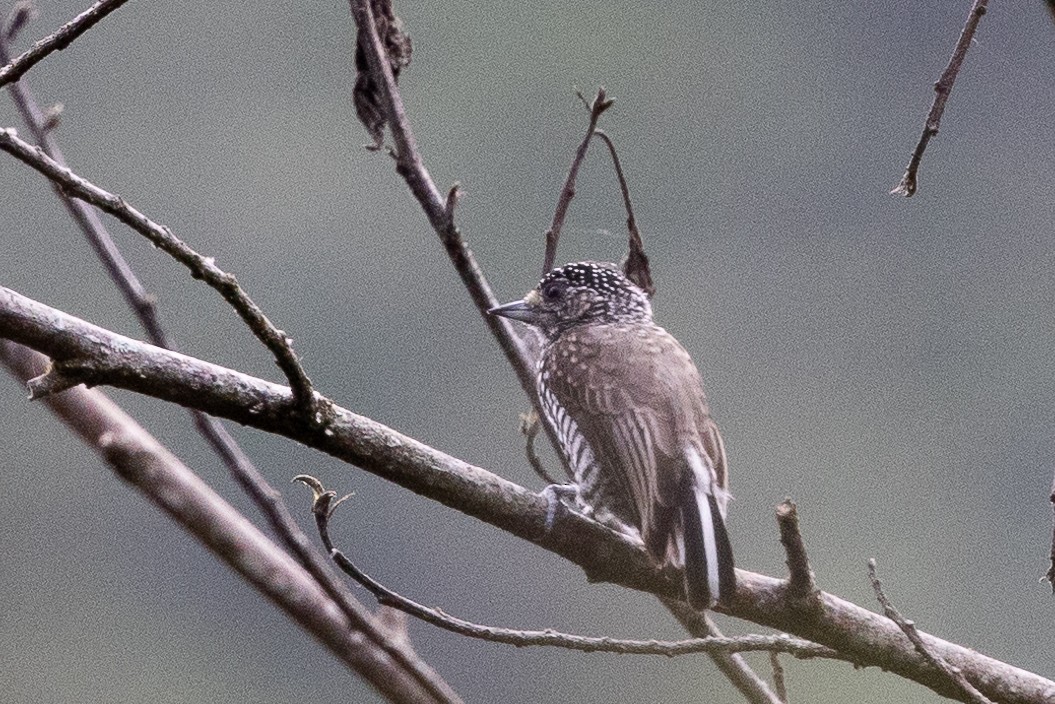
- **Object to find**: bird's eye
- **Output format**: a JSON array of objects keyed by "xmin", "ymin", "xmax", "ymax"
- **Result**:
[{"xmin": 541, "ymin": 282, "xmax": 563, "ymax": 301}]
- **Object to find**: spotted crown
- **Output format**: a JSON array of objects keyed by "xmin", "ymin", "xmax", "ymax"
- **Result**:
[{"xmin": 536, "ymin": 261, "xmax": 653, "ymax": 331}]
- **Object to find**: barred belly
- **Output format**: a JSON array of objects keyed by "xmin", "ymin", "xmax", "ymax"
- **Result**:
[{"xmin": 537, "ymin": 371, "xmax": 639, "ymax": 528}]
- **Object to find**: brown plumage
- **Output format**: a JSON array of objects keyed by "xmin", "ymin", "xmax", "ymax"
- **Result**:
[{"xmin": 490, "ymin": 262, "xmax": 735, "ymax": 608}]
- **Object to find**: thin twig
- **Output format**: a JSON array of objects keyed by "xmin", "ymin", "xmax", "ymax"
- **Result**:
[
  {"xmin": 890, "ymin": 0, "xmax": 989, "ymax": 197},
  {"xmin": 776, "ymin": 499, "xmax": 818, "ymax": 602},
  {"xmin": 769, "ymin": 652, "xmax": 788, "ymax": 703},
  {"xmin": 0, "ymin": 0, "xmax": 129, "ymax": 88},
  {"xmin": 661, "ymin": 599, "xmax": 784, "ymax": 704},
  {"xmin": 520, "ymin": 409, "xmax": 560, "ymax": 485},
  {"xmin": 1047, "ymin": 493, "xmax": 1055, "ymax": 591},
  {"xmin": 0, "ymin": 127, "xmax": 318, "ymax": 415},
  {"xmin": 301, "ymin": 479, "xmax": 843, "ymax": 661},
  {"xmin": 542, "ymin": 88, "xmax": 614, "ymax": 275},
  {"xmin": 868, "ymin": 559, "xmax": 993, "ymax": 704},
  {"xmin": 591, "ymin": 129, "xmax": 653, "ymax": 296}
]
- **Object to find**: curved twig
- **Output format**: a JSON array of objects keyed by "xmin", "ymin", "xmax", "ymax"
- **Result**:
[
  {"xmin": 299, "ymin": 477, "xmax": 844, "ymax": 661},
  {"xmin": 591, "ymin": 129, "xmax": 653, "ymax": 296}
]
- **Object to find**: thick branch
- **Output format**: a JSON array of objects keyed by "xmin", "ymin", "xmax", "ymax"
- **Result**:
[
  {"xmin": 2, "ymin": 285, "xmax": 1054, "ymax": 704},
  {"xmin": 0, "ymin": 340, "xmax": 458, "ymax": 704},
  {"xmin": 0, "ymin": 0, "xmax": 129, "ymax": 88}
]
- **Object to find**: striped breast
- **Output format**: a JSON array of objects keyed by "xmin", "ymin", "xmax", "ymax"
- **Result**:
[{"xmin": 536, "ymin": 355, "xmax": 641, "ymax": 528}]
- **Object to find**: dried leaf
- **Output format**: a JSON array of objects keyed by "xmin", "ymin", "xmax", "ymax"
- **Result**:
[{"xmin": 353, "ymin": 0, "xmax": 412, "ymax": 148}]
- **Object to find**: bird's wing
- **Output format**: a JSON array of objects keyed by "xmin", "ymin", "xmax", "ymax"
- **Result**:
[{"xmin": 544, "ymin": 323, "xmax": 722, "ymax": 561}]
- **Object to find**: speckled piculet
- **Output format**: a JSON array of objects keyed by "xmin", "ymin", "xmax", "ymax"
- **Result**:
[{"xmin": 489, "ymin": 261, "xmax": 735, "ymax": 609}]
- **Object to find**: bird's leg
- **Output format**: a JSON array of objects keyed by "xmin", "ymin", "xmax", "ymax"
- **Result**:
[{"xmin": 538, "ymin": 483, "xmax": 589, "ymax": 530}]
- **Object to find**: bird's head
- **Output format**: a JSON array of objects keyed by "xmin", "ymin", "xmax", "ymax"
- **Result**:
[{"xmin": 489, "ymin": 261, "xmax": 652, "ymax": 338}]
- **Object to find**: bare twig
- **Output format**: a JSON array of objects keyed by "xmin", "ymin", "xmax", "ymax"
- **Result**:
[
  {"xmin": 542, "ymin": 88, "xmax": 614, "ymax": 275},
  {"xmin": 868, "ymin": 559, "xmax": 993, "ymax": 704},
  {"xmin": 890, "ymin": 0, "xmax": 989, "ymax": 197},
  {"xmin": 776, "ymin": 499, "xmax": 818, "ymax": 602},
  {"xmin": 591, "ymin": 129, "xmax": 653, "ymax": 297},
  {"xmin": 8, "ymin": 289, "xmax": 1052, "ymax": 704},
  {"xmin": 0, "ymin": 23, "xmax": 170, "ymax": 347},
  {"xmin": 770, "ymin": 652, "xmax": 788, "ymax": 703},
  {"xmin": 0, "ymin": 0, "xmax": 129, "ymax": 88},
  {"xmin": 659, "ymin": 599, "xmax": 784, "ymax": 704},
  {"xmin": 1047, "ymin": 493, "xmax": 1055, "ymax": 591},
  {"xmin": 298, "ymin": 478, "xmax": 843, "ymax": 661},
  {"xmin": 3, "ymin": 1, "xmax": 36, "ymax": 41},
  {"xmin": 520, "ymin": 409, "xmax": 560, "ymax": 485},
  {"xmin": 0, "ymin": 340, "xmax": 457, "ymax": 704},
  {"xmin": 0, "ymin": 127, "xmax": 319, "ymax": 415}
]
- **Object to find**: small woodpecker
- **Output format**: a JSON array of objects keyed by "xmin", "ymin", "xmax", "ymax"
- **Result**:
[{"xmin": 490, "ymin": 261, "xmax": 735, "ymax": 608}]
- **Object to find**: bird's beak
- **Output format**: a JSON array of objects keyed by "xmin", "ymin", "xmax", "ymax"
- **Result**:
[{"xmin": 488, "ymin": 297, "xmax": 539, "ymax": 324}]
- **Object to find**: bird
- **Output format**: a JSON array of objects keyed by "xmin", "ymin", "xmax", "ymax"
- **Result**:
[{"xmin": 489, "ymin": 261, "xmax": 735, "ymax": 608}]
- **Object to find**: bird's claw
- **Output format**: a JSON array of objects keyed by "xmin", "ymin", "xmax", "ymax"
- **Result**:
[{"xmin": 539, "ymin": 483, "xmax": 581, "ymax": 531}]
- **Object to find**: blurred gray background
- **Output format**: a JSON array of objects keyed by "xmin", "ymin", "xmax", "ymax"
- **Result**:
[{"xmin": 2, "ymin": 1, "xmax": 1054, "ymax": 702}]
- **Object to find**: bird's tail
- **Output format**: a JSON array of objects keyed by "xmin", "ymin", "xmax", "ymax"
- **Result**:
[{"xmin": 681, "ymin": 487, "xmax": 735, "ymax": 609}]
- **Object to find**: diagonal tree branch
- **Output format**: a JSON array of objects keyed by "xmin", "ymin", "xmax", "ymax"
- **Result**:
[
  {"xmin": 1, "ymin": 10, "xmax": 395, "ymax": 630},
  {"xmin": 869, "ymin": 559, "xmax": 992, "ymax": 704},
  {"xmin": 0, "ymin": 0, "xmax": 129, "ymax": 88},
  {"xmin": 2, "ymin": 284, "xmax": 1053, "ymax": 704},
  {"xmin": 591, "ymin": 129, "xmax": 653, "ymax": 296},
  {"xmin": 0, "ymin": 126, "xmax": 318, "ymax": 413},
  {"xmin": 344, "ymin": 0, "xmax": 582, "ymax": 484},
  {"xmin": 0, "ymin": 339, "xmax": 460, "ymax": 704},
  {"xmin": 890, "ymin": 0, "xmax": 989, "ymax": 197}
]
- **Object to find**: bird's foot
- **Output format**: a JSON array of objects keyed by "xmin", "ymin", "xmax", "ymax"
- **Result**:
[{"xmin": 539, "ymin": 483, "xmax": 586, "ymax": 531}]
